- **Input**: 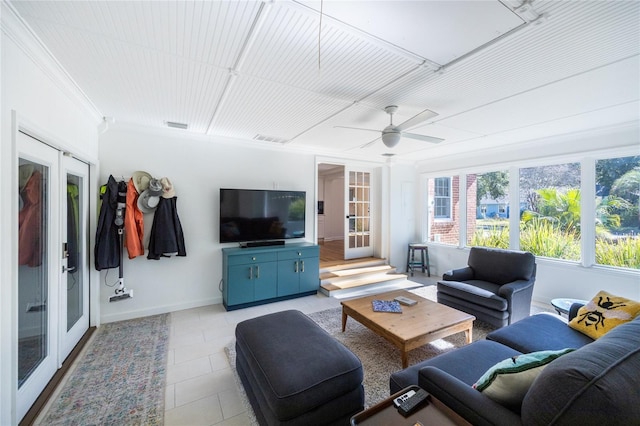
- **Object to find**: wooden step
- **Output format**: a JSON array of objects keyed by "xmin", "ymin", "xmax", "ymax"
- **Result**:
[
  {"xmin": 321, "ymin": 273, "xmax": 407, "ymax": 291},
  {"xmin": 319, "ymin": 276, "xmax": 419, "ymax": 299},
  {"xmin": 320, "ymin": 264, "xmax": 395, "ymax": 281},
  {"xmin": 319, "ymin": 258, "xmax": 387, "ymax": 274}
]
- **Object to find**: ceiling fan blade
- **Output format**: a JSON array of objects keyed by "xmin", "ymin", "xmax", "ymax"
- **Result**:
[
  {"xmin": 396, "ymin": 108, "xmax": 439, "ymax": 131},
  {"xmin": 403, "ymin": 132, "xmax": 444, "ymax": 143},
  {"xmin": 334, "ymin": 125, "xmax": 380, "ymax": 133}
]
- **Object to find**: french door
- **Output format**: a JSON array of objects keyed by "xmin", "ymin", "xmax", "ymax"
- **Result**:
[
  {"xmin": 344, "ymin": 167, "xmax": 374, "ymax": 259},
  {"xmin": 16, "ymin": 131, "xmax": 89, "ymax": 420},
  {"xmin": 60, "ymin": 155, "xmax": 89, "ymax": 361}
]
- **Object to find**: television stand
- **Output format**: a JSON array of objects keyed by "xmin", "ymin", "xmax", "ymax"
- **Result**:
[
  {"xmin": 241, "ymin": 240, "xmax": 285, "ymax": 248},
  {"xmin": 222, "ymin": 242, "xmax": 320, "ymax": 310}
]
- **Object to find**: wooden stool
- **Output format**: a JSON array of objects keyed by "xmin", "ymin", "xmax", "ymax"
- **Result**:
[{"xmin": 406, "ymin": 243, "xmax": 430, "ymax": 276}]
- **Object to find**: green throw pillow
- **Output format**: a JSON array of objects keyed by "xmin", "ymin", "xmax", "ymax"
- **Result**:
[{"xmin": 473, "ymin": 348, "xmax": 575, "ymax": 408}]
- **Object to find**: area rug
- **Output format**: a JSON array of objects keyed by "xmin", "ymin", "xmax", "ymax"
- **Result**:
[
  {"xmin": 41, "ymin": 314, "xmax": 170, "ymax": 425},
  {"xmin": 224, "ymin": 286, "xmax": 496, "ymax": 423}
]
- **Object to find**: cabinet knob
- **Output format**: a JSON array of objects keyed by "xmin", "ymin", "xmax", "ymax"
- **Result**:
[
  {"xmin": 252, "ymin": 257, "xmax": 256, "ymax": 261},
  {"xmin": 297, "ymin": 252, "xmax": 302, "ymax": 256}
]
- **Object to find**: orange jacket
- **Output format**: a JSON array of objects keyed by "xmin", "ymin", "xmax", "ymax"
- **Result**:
[{"xmin": 124, "ymin": 178, "xmax": 145, "ymax": 258}]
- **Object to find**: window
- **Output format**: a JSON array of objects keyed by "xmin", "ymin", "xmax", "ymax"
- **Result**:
[
  {"xmin": 428, "ymin": 176, "xmax": 459, "ymax": 245},
  {"xmin": 434, "ymin": 177, "xmax": 451, "ymax": 219},
  {"xmin": 595, "ymin": 155, "xmax": 640, "ymax": 269},
  {"xmin": 467, "ymin": 170, "xmax": 509, "ymax": 248},
  {"xmin": 519, "ymin": 163, "xmax": 581, "ymax": 261}
]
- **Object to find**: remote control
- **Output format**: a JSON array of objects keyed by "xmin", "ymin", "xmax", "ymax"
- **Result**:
[
  {"xmin": 393, "ymin": 389, "xmax": 416, "ymax": 407},
  {"xmin": 398, "ymin": 388, "xmax": 429, "ymax": 417},
  {"xmin": 395, "ymin": 296, "xmax": 417, "ymax": 306}
]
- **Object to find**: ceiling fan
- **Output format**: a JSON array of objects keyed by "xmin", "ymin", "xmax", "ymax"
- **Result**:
[{"xmin": 336, "ymin": 105, "xmax": 444, "ymax": 148}]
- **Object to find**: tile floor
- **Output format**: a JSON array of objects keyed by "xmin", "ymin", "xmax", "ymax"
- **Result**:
[{"xmin": 164, "ymin": 291, "xmax": 343, "ymax": 425}]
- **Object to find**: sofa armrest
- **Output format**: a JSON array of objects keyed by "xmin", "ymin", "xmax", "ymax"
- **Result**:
[
  {"xmin": 419, "ymin": 367, "xmax": 522, "ymax": 426},
  {"xmin": 568, "ymin": 302, "xmax": 585, "ymax": 321},
  {"xmin": 442, "ymin": 266, "xmax": 474, "ymax": 281},
  {"xmin": 498, "ymin": 279, "xmax": 534, "ymax": 298}
]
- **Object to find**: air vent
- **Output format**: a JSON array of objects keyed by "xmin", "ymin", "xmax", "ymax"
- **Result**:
[
  {"xmin": 253, "ymin": 134, "xmax": 289, "ymax": 144},
  {"xmin": 166, "ymin": 121, "xmax": 189, "ymax": 130},
  {"xmin": 382, "ymin": 153, "xmax": 396, "ymax": 157}
]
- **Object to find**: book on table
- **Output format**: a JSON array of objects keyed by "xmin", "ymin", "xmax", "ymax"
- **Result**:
[{"xmin": 372, "ymin": 300, "xmax": 403, "ymax": 313}]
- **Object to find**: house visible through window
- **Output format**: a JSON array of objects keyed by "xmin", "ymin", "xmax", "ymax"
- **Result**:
[{"xmin": 434, "ymin": 177, "xmax": 451, "ymax": 219}]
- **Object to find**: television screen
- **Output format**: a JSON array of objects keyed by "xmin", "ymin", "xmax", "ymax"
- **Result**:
[{"xmin": 219, "ymin": 188, "xmax": 306, "ymax": 243}]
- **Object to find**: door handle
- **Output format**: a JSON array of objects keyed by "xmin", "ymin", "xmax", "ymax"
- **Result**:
[
  {"xmin": 249, "ymin": 266, "xmax": 253, "ymax": 280},
  {"xmin": 294, "ymin": 261, "xmax": 298, "ymax": 273},
  {"xmin": 255, "ymin": 266, "xmax": 260, "ymax": 279},
  {"xmin": 62, "ymin": 265, "xmax": 76, "ymax": 273},
  {"xmin": 300, "ymin": 260, "xmax": 304, "ymax": 273}
]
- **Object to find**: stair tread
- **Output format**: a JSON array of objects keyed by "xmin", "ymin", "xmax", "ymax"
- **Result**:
[
  {"xmin": 320, "ymin": 265, "xmax": 394, "ymax": 280},
  {"xmin": 321, "ymin": 273, "xmax": 407, "ymax": 290},
  {"xmin": 320, "ymin": 258, "xmax": 387, "ymax": 273}
]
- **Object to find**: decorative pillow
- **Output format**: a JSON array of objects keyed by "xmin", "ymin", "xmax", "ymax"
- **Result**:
[
  {"xmin": 568, "ymin": 290, "xmax": 640, "ymax": 339},
  {"xmin": 473, "ymin": 348, "xmax": 575, "ymax": 408}
]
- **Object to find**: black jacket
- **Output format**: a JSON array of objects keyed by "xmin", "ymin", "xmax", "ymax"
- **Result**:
[
  {"xmin": 147, "ymin": 196, "xmax": 186, "ymax": 260},
  {"xmin": 94, "ymin": 176, "xmax": 126, "ymax": 270}
]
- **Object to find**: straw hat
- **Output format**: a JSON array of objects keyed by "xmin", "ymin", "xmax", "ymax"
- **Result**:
[{"xmin": 132, "ymin": 171, "xmax": 153, "ymax": 194}]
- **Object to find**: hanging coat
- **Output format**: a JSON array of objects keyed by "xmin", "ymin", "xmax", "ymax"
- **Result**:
[
  {"xmin": 94, "ymin": 175, "xmax": 121, "ymax": 270},
  {"xmin": 147, "ymin": 196, "xmax": 186, "ymax": 260},
  {"xmin": 124, "ymin": 178, "xmax": 145, "ymax": 259},
  {"xmin": 18, "ymin": 170, "xmax": 43, "ymax": 266}
]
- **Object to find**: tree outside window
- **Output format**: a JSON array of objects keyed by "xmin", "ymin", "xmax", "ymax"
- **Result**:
[
  {"xmin": 519, "ymin": 163, "xmax": 581, "ymax": 261},
  {"xmin": 595, "ymin": 155, "xmax": 639, "ymax": 269},
  {"xmin": 469, "ymin": 171, "xmax": 509, "ymax": 248}
]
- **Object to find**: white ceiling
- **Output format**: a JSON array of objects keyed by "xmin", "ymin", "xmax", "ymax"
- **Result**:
[{"xmin": 9, "ymin": 0, "xmax": 640, "ymax": 162}]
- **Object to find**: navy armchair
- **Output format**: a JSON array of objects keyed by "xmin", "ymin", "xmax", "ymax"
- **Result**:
[{"xmin": 437, "ymin": 247, "xmax": 536, "ymax": 328}]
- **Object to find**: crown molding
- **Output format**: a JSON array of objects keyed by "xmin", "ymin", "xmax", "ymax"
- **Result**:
[{"xmin": 1, "ymin": 1, "xmax": 103, "ymax": 123}]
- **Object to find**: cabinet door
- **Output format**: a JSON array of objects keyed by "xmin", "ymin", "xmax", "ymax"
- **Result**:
[
  {"xmin": 253, "ymin": 261, "xmax": 278, "ymax": 301},
  {"xmin": 277, "ymin": 260, "xmax": 300, "ymax": 296},
  {"xmin": 299, "ymin": 256, "xmax": 320, "ymax": 292},
  {"xmin": 227, "ymin": 265, "xmax": 255, "ymax": 305}
]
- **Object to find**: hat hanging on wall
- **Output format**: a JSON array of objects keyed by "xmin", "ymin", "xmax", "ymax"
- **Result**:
[
  {"xmin": 137, "ymin": 178, "xmax": 163, "ymax": 213},
  {"xmin": 160, "ymin": 177, "xmax": 176, "ymax": 198},
  {"xmin": 132, "ymin": 171, "xmax": 153, "ymax": 194}
]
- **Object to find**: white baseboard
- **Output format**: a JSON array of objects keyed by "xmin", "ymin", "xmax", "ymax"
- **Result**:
[{"xmin": 100, "ymin": 296, "xmax": 222, "ymax": 324}]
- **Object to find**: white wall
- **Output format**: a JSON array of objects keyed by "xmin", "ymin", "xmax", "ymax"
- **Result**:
[
  {"xmin": 98, "ymin": 125, "xmax": 317, "ymax": 322},
  {"xmin": 1, "ymin": 7, "xmax": 100, "ymax": 424},
  {"xmin": 387, "ymin": 162, "xmax": 420, "ymax": 272}
]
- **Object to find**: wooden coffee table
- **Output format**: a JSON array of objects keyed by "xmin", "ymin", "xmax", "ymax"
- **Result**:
[{"xmin": 341, "ymin": 289, "xmax": 475, "ymax": 368}]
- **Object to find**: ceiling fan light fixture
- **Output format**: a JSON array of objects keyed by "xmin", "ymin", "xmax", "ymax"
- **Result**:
[{"xmin": 381, "ymin": 132, "xmax": 401, "ymax": 148}]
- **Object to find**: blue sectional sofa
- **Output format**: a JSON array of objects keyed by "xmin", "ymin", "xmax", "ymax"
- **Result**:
[{"xmin": 390, "ymin": 309, "xmax": 640, "ymax": 425}]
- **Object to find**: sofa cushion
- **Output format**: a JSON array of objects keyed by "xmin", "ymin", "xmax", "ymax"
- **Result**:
[
  {"xmin": 437, "ymin": 280, "xmax": 508, "ymax": 311},
  {"xmin": 487, "ymin": 313, "xmax": 594, "ymax": 353},
  {"xmin": 473, "ymin": 348, "xmax": 575, "ymax": 409},
  {"xmin": 568, "ymin": 290, "xmax": 640, "ymax": 339},
  {"xmin": 390, "ymin": 340, "xmax": 521, "ymax": 394},
  {"xmin": 521, "ymin": 316, "xmax": 640, "ymax": 425},
  {"xmin": 467, "ymin": 247, "xmax": 536, "ymax": 285}
]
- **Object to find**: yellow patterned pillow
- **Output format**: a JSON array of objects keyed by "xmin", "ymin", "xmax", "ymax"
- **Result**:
[{"xmin": 569, "ymin": 291, "xmax": 640, "ymax": 339}]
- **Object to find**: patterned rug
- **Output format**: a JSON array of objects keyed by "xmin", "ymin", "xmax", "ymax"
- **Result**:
[
  {"xmin": 224, "ymin": 286, "xmax": 497, "ymax": 423},
  {"xmin": 41, "ymin": 314, "xmax": 170, "ymax": 425}
]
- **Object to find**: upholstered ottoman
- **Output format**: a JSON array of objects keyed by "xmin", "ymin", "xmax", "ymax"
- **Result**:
[{"xmin": 235, "ymin": 310, "xmax": 364, "ymax": 425}]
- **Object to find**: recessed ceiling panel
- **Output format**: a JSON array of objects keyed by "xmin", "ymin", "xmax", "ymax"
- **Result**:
[
  {"xmin": 209, "ymin": 74, "xmax": 352, "ymax": 141},
  {"xmin": 298, "ymin": 0, "xmax": 524, "ymax": 64},
  {"xmin": 240, "ymin": 1, "xmax": 420, "ymax": 101}
]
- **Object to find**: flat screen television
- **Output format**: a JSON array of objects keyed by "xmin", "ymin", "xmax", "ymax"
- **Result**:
[{"xmin": 219, "ymin": 188, "xmax": 306, "ymax": 244}]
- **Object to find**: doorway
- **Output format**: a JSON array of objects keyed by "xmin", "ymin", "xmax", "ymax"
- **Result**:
[
  {"xmin": 317, "ymin": 163, "xmax": 374, "ymax": 264},
  {"xmin": 16, "ymin": 131, "xmax": 90, "ymax": 421}
]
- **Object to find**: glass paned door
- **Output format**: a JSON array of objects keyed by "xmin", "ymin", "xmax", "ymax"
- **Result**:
[
  {"xmin": 17, "ymin": 132, "xmax": 59, "ymax": 420},
  {"xmin": 60, "ymin": 156, "xmax": 89, "ymax": 361},
  {"xmin": 345, "ymin": 169, "xmax": 373, "ymax": 259}
]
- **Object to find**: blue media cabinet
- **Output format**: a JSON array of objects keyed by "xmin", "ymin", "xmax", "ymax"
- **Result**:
[{"xmin": 222, "ymin": 242, "xmax": 320, "ymax": 310}]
